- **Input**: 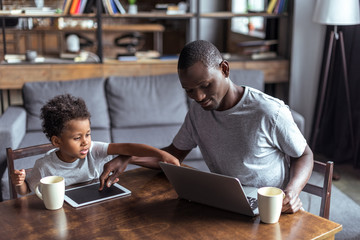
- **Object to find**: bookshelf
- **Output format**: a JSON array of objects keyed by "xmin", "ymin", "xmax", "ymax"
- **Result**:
[{"xmin": 0, "ymin": 0, "xmax": 292, "ymax": 62}]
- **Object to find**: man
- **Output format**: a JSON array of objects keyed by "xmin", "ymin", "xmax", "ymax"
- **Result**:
[{"xmin": 99, "ymin": 40, "xmax": 314, "ymax": 214}]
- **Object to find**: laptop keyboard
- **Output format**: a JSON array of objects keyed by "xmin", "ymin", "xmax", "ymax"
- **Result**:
[{"xmin": 247, "ymin": 196, "xmax": 258, "ymax": 210}]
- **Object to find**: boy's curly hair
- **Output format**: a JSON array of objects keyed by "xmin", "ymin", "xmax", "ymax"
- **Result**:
[{"xmin": 40, "ymin": 94, "xmax": 91, "ymax": 141}]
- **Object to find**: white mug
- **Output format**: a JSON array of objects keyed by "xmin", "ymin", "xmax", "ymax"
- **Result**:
[
  {"xmin": 35, "ymin": 176, "xmax": 65, "ymax": 210},
  {"xmin": 257, "ymin": 187, "xmax": 285, "ymax": 224}
]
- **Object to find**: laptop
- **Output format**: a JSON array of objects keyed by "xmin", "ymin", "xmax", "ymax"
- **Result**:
[{"xmin": 159, "ymin": 162, "xmax": 259, "ymax": 216}]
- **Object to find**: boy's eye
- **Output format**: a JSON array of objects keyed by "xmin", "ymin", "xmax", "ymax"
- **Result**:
[
  {"xmin": 74, "ymin": 137, "xmax": 81, "ymax": 140},
  {"xmin": 86, "ymin": 133, "xmax": 91, "ymax": 137}
]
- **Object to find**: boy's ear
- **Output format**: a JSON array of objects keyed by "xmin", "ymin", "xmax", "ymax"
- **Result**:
[{"xmin": 51, "ymin": 136, "xmax": 61, "ymax": 147}]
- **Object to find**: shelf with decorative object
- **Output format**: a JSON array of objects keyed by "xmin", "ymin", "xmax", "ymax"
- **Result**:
[{"xmin": 0, "ymin": 0, "xmax": 293, "ymax": 113}]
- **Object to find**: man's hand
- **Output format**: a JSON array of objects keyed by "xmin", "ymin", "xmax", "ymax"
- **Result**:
[
  {"xmin": 282, "ymin": 189, "xmax": 302, "ymax": 213},
  {"xmin": 160, "ymin": 150, "xmax": 181, "ymax": 166},
  {"xmin": 99, "ymin": 155, "xmax": 130, "ymax": 191}
]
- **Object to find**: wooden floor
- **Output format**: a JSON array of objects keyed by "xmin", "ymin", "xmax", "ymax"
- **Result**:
[{"xmin": 332, "ymin": 163, "xmax": 360, "ymax": 205}]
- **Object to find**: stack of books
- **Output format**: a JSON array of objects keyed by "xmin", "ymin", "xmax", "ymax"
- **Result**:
[
  {"xmin": 266, "ymin": 0, "xmax": 288, "ymax": 14},
  {"xmin": 62, "ymin": 0, "xmax": 126, "ymax": 14},
  {"xmin": 237, "ymin": 40, "xmax": 278, "ymax": 60}
]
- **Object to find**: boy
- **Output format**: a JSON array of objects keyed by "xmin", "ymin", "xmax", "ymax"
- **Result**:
[{"xmin": 11, "ymin": 94, "xmax": 179, "ymax": 195}]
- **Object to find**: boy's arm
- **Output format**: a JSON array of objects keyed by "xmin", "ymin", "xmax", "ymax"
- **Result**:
[{"xmin": 107, "ymin": 143, "xmax": 180, "ymax": 166}]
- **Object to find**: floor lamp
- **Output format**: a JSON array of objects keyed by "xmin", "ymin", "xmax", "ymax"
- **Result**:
[{"xmin": 311, "ymin": 0, "xmax": 360, "ymax": 163}]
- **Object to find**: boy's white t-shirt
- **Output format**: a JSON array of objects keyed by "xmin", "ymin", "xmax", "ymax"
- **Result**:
[{"xmin": 26, "ymin": 141, "xmax": 112, "ymax": 192}]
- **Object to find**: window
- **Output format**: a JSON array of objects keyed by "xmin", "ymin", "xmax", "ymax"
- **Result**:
[{"xmin": 231, "ymin": 0, "xmax": 266, "ymax": 39}]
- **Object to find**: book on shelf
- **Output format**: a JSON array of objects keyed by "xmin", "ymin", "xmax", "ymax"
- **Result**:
[
  {"xmin": 235, "ymin": 39, "xmax": 278, "ymax": 59},
  {"xmin": 273, "ymin": 0, "xmax": 281, "ymax": 14},
  {"xmin": 266, "ymin": 0, "xmax": 277, "ymax": 14},
  {"xmin": 79, "ymin": 0, "xmax": 88, "ymax": 13},
  {"xmin": 4, "ymin": 54, "xmax": 45, "ymax": 63},
  {"xmin": 101, "ymin": 0, "xmax": 126, "ymax": 14},
  {"xmin": 62, "ymin": 0, "xmax": 72, "ymax": 14},
  {"xmin": 237, "ymin": 39, "xmax": 278, "ymax": 47},
  {"xmin": 110, "ymin": 0, "xmax": 119, "ymax": 14},
  {"xmin": 62, "ymin": 0, "xmax": 124, "ymax": 14},
  {"xmin": 113, "ymin": 0, "xmax": 126, "ymax": 14},
  {"xmin": 83, "ymin": 0, "xmax": 96, "ymax": 13},
  {"xmin": 102, "ymin": 0, "xmax": 109, "ymax": 14},
  {"xmin": 242, "ymin": 45, "xmax": 270, "ymax": 55},
  {"xmin": 69, "ymin": 0, "xmax": 80, "ymax": 14},
  {"xmin": 266, "ymin": 0, "xmax": 288, "ymax": 14},
  {"xmin": 251, "ymin": 51, "xmax": 277, "ymax": 60},
  {"xmin": 118, "ymin": 55, "xmax": 138, "ymax": 61},
  {"xmin": 21, "ymin": 7, "xmax": 57, "ymax": 15},
  {"xmin": 0, "ymin": 9, "xmax": 22, "ymax": 15}
]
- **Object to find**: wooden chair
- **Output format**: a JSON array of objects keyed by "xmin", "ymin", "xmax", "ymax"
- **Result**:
[
  {"xmin": 302, "ymin": 160, "xmax": 334, "ymax": 219},
  {"xmin": 6, "ymin": 143, "xmax": 56, "ymax": 199}
]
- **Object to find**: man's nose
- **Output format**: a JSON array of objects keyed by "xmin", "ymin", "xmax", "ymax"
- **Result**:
[{"xmin": 192, "ymin": 89, "xmax": 206, "ymax": 102}]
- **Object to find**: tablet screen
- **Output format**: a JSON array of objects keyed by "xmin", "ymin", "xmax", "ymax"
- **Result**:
[{"xmin": 64, "ymin": 182, "xmax": 131, "ymax": 208}]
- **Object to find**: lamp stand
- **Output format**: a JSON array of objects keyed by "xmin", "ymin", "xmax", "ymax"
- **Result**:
[{"xmin": 311, "ymin": 28, "xmax": 355, "ymax": 163}]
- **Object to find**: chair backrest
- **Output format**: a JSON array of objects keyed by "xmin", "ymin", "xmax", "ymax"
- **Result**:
[
  {"xmin": 6, "ymin": 143, "xmax": 56, "ymax": 199},
  {"xmin": 302, "ymin": 160, "xmax": 334, "ymax": 219}
]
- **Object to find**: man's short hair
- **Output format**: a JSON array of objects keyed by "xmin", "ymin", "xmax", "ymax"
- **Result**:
[
  {"xmin": 178, "ymin": 40, "xmax": 223, "ymax": 70},
  {"xmin": 40, "ymin": 94, "xmax": 91, "ymax": 140}
]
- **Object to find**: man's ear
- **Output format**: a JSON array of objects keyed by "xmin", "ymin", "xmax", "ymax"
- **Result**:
[
  {"xmin": 220, "ymin": 60, "xmax": 230, "ymax": 78},
  {"xmin": 51, "ymin": 136, "xmax": 61, "ymax": 147}
]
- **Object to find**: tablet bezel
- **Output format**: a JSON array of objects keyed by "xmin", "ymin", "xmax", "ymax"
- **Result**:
[{"xmin": 64, "ymin": 182, "xmax": 131, "ymax": 208}]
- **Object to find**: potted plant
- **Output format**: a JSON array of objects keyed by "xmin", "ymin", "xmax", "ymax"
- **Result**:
[{"xmin": 128, "ymin": 0, "xmax": 137, "ymax": 14}]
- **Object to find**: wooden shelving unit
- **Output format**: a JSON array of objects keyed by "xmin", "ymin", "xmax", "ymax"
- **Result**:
[{"xmin": 0, "ymin": 0, "xmax": 293, "ymax": 112}]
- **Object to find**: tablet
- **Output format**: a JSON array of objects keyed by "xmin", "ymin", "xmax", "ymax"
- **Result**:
[{"xmin": 64, "ymin": 182, "xmax": 131, "ymax": 208}]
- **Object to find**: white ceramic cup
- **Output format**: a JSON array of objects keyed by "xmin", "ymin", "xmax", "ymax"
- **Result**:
[
  {"xmin": 35, "ymin": 176, "xmax": 65, "ymax": 210},
  {"xmin": 257, "ymin": 187, "xmax": 285, "ymax": 224}
]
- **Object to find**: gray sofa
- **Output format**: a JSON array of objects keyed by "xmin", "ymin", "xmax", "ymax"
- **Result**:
[{"xmin": 0, "ymin": 70, "xmax": 304, "ymax": 201}]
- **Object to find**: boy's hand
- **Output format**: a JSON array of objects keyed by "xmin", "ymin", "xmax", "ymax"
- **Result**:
[{"xmin": 11, "ymin": 169, "xmax": 26, "ymax": 186}]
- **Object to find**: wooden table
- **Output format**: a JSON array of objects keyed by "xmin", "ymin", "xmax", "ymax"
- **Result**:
[{"xmin": 0, "ymin": 167, "xmax": 342, "ymax": 240}]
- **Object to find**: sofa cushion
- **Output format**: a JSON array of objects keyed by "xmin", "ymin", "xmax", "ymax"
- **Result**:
[
  {"xmin": 111, "ymin": 125, "xmax": 181, "ymax": 148},
  {"xmin": 23, "ymin": 78, "xmax": 110, "ymax": 131},
  {"xmin": 106, "ymin": 74, "xmax": 188, "ymax": 128},
  {"xmin": 111, "ymin": 125, "xmax": 202, "ymax": 160},
  {"xmin": 229, "ymin": 69, "xmax": 264, "ymax": 91}
]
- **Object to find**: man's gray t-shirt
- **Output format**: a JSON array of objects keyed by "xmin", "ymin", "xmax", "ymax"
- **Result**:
[
  {"xmin": 173, "ymin": 87, "xmax": 307, "ymax": 189},
  {"xmin": 27, "ymin": 141, "xmax": 112, "ymax": 192}
]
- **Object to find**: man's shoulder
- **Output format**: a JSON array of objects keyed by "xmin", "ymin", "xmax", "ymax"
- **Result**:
[
  {"xmin": 247, "ymin": 87, "xmax": 285, "ymax": 108},
  {"xmin": 245, "ymin": 87, "xmax": 289, "ymax": 120}
]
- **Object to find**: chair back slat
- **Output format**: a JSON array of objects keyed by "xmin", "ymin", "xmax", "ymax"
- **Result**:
[
  {"xmin": 302, "ymin": 160, "xmax": 333, "ymax": 219},
  {"xmin": 6, "ymin": 143, "xmax": 56, "ymax": 199}
]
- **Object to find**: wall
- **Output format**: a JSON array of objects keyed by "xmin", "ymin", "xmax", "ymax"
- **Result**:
[{"xmin": 289, "ymin": 0, "xmax": 325, "ymax": 139}]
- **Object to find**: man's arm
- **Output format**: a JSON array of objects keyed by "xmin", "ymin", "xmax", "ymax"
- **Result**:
[
  {"xmin": 99, "ymin": 144, "xmax": 191, "ymax": 190},
  {"xmin": 282, "ymin": 144, "xmax": 314, "ymax": 213}
]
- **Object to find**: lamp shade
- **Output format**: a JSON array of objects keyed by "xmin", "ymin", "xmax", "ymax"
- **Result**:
[{"xmin": 313, "ymin": 0, "xmax": 360, "ymax": 25}]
